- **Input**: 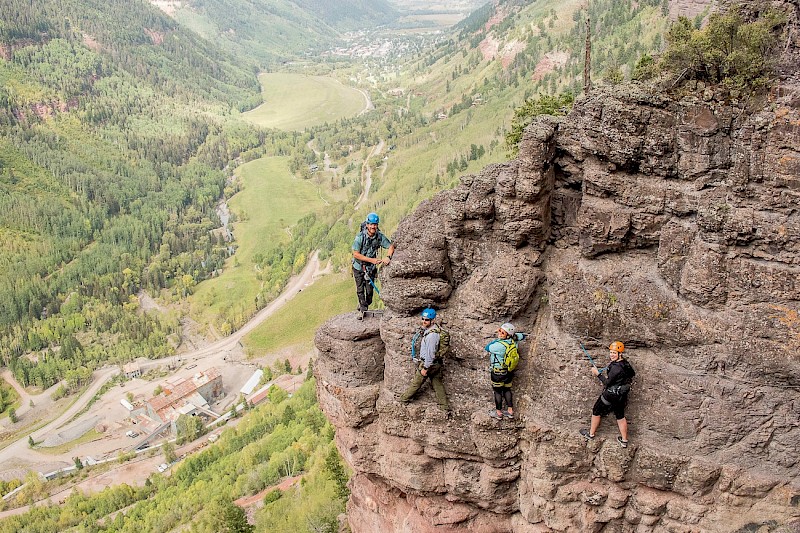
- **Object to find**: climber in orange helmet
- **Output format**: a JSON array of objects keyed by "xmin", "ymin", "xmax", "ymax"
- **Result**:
[{"xmin": 580, "ymin": 341, "xmax": 636, "ymax": 448}]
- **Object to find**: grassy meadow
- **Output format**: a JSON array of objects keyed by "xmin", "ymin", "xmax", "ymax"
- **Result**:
[
  {"xmin": 243, "ymin": 271, "xmax": 353, "ymax": 355},
  {"xmin": 189, "ymin": 156, "xmax": 328, "ymax": 330},
  {"xmin": 243, "ymin": 73, "xmax": 367, "ymax": 131}
]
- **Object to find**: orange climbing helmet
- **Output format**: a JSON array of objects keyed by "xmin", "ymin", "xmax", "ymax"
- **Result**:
[{"xmin": 609, "ymin": 341, "xmax": 625, "ymax": 353}]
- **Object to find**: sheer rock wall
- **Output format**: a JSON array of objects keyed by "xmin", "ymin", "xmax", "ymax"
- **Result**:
[{"xmin": 315, "ymin": 5, "xmax": 800, "ymax": 532}]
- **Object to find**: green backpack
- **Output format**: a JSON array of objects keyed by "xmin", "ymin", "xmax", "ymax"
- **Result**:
[
  {"xmin": 411, "ymin": 324, "xmax": 451, "ymax": 361},
  {"xmin": 433, "ymin": 325, "xmax": 450, "ymax": 360},
  {"xmin": 498, "ymin": 339, "xmax": 519, "ymax": 372}
]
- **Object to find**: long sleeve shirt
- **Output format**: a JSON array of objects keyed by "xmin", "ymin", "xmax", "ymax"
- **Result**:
[
  {"xmin": 419, "ymin": 327, "xmax": 440, "ymax": 369},
  {"xmin": 597, "ymin": 360, "xmax": 633, "ymax": 388}
]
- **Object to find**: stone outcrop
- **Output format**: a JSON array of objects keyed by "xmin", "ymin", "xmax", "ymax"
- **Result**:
[{"xmin": 315, "ymin": 3, "xmax": 800, "ymax": 532}]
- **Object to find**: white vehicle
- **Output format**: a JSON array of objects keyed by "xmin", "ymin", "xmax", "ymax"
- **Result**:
[
  {"xmin": 157, "ymin": 463, "xmax": 169, "ymax": 473},
  {"xmin": 208, "ymin": 434, "xmax": 219, "ymax": 443},
  {"xmin": 125, "ymin": 430, "xmax": 139, "ymax": 438}
]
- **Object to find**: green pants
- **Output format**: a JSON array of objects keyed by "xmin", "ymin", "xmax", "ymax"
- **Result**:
[{"xmin": 400, "ymin": 362, "xmax": 449, "ymax": 411}]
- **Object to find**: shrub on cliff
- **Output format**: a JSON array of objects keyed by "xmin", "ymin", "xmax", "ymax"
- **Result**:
[
  {"xmin": 505, "ymin": 93, "xmax": 574, "ymax": 158},
  {"xmin": 656, "ymin": 7, "xmax": 786, "ymax": 93}
]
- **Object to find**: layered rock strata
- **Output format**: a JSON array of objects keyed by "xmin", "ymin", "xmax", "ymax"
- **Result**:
[{"xmin": 315, "ymin": 7, "xmax": 800, "ymax": 532}]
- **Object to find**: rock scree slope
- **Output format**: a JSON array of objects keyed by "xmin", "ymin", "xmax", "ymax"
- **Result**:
[{"xmin": 314, "ymin": 4, "xmax": 800, "ymax": 531}]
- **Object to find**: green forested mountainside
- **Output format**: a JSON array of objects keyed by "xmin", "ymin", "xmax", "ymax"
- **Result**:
[
  {"xmin": 171, "ymin": 0, "xmax": 335, "ymax": 66},
  {"xmin": 0, "ymin": 0, "xmax": 311, "ymax": 390},
  {"xmin": 0, "ymin": 380, "xmax": 348, "ymax": 533},
  {"xmin": 444, "ymin": 0, "xmax": 669, "ymax": 100},
  {"xmin": 0, "ymin": 0, "xmax": 260, "ymax": 109},
  {"xmin": 172, "ymin": 0, "xmax": 398, "ymax": 66}
]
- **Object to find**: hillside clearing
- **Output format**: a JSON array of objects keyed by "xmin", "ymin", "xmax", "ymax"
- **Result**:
[{"xmin": 242, "ymin": 73, "xmax": 367, "ymax": 131}]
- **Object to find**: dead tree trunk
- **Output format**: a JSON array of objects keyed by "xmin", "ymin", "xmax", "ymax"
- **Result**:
[{"xmin": 584, "ymin": 15, "xmax": 592, "ymax": 94}]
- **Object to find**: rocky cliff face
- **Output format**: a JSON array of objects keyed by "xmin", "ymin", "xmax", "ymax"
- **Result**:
[{"xmin": 315, "ymin": 4, "xmax": 800, "ymax": 532}]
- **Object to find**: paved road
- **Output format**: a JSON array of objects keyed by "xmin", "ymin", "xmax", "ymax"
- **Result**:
[
  {"xmin": 356, "ymin": 88, "xmax": 374, "ymax": 116},
  {"xmin": 0, "ymin": 366, "xmax": 120, "ymax": 467}
]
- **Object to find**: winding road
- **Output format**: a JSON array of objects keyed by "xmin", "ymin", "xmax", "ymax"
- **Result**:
[
  {"xmin": 0, "ymin": 252, "xmax": 323, "ymax": 472},
  {"xmin": 355, "ymin": 139, "xmax": 385, "ymax": 210}
]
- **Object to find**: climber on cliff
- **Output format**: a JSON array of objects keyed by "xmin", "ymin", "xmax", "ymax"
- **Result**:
[
  {"xmin": 352, "ymin": 212, "xmax": 395, "ymax": 320},
  {"xmin": 400, "ymin": 308, "xmax": 450, "ymax": 415},
  {"xmin": 580, "ymin": 341, "xmax": 636, "ymax": 448},
  {"xmin": 486, "ymin": 323, "xmax": 525, "ymax": 420}
]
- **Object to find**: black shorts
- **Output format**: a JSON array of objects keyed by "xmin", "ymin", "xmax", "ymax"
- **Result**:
[
  {"xmin": 490, "ymin": 370, "xmax": 514, "ymax": 389},
  {"xmin": 592, "ymin": 392, "xmax": 628, "ymax": 420}
]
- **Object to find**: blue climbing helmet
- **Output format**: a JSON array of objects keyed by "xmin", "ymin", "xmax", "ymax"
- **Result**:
[
  {"xmin": 366, "ymin": 212, "xmax": 379, "ymax": 224},
  {"xmin": 421, "ymin": 308, "xmax": 436, "ymax": 320}
]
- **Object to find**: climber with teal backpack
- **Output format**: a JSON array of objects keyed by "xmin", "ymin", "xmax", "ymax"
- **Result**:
[{"xmin": 486, "ymin": 322, "xmax": 526, "ymax": 420}]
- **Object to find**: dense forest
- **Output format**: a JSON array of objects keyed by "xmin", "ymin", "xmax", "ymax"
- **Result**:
[
  {"xmin": 0, "ymin": 379, "xmax": 348, "ymax": 533},
  {"xmin": 0, "ymin": 0, "xmax": 328, "ymax": 389}
]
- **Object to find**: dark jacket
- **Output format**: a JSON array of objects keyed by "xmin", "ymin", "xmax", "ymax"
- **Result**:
[{"xmin": 598, "ymin": 359, "xmax": 635, "ymax": 396}]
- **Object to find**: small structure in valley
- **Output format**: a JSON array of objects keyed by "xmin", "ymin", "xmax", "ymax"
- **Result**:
[{"xmin": 143, "ymin": 367, "xmax": 224, "ymax": 434}]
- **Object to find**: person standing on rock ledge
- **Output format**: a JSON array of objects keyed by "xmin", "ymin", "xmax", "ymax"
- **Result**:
[
  {"xmin": 400, "ymin": 308, "xmax": 450, "ymax": 415},
  {"xmin": 580, "ymin": 341, "xmax": 636, "ymax": 448},
  {"xmin": 351, "ymin": 212, "xmax": 395, "ymax": 320},
  {"xmin": 486, "ymin": 323, "xmax": 525, "ymax": 420}
]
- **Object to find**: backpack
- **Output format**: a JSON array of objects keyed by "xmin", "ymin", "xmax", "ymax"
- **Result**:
[
  {"xmin": 358, "ymin": 222, "xmax": 383, "ymax": 258},
  {"xmin": 433, "ymin": 325, "xmax": 450, "ymax": 360},
  {"xmin": 621, "ymin": 359, "xmax": 636, "ymax": 383},
  {"xmin": 411, "ymin": 324, "xmax": 450, "ymax": 361},
  {"xmin": 491, "ymin": 339, "xmax": 520, "ymax": 372}
]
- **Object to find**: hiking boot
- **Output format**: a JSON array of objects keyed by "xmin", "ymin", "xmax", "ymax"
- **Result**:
[
  {"xmin": 617, "ymin": 436, "xmax": 629, "ymax": 448},
  {"xmin": 502, "ymin": 410, "xmax": 514, "ymax": 419},
  {"xmin": 580, "ymin": 428, "xmax": 595, "ymax": 440},
  {"xmin": 488, "ymin": 410, "xmax": 503, "ymax": 420},
  {"xmin": 356, "ymin": 310, "xmax": 364, "ymax": 320}
]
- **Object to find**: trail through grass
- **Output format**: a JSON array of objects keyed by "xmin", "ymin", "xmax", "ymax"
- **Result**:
[
  {"xmin": 190, "ymin": 156, "xmax": 325, "ymax": 329},
  {"xmin": 243, "ymin": 271, "xmax": 353, "ymax": 354}
]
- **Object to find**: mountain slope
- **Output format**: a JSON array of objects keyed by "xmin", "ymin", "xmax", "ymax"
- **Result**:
[
  {"xmin": 166, "ymin": 0, "xmax": 399, "ymax": 66},
  {"xmin": 2, "ymin": 0, "xmax": 260, "ymax": 107},
  {"xmin": 0, "ymin": 0, "xmax": 268, "ymax": 387}
]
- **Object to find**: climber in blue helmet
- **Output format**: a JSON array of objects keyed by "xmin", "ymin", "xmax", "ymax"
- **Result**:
[
  {"xmin": 352, "ymin": 212, "xmax": 395, "ymax": 320},
  {"xmin": 400, "ymin": 308, "xmax": 450, "ymax": 414}
]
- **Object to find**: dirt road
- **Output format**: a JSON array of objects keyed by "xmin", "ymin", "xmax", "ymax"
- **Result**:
[
  {"xmin": 0, "ymin": 252, "xmax": 323, "ymax": 479},
  {"xmin": 355, "ymin": 139, "xmax": 385, "ymax": 210}
]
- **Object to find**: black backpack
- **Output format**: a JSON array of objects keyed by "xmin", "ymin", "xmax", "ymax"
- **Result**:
[{"xmin": 621, "ymin": 359, "xmax": 636, "ymax": 383}]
